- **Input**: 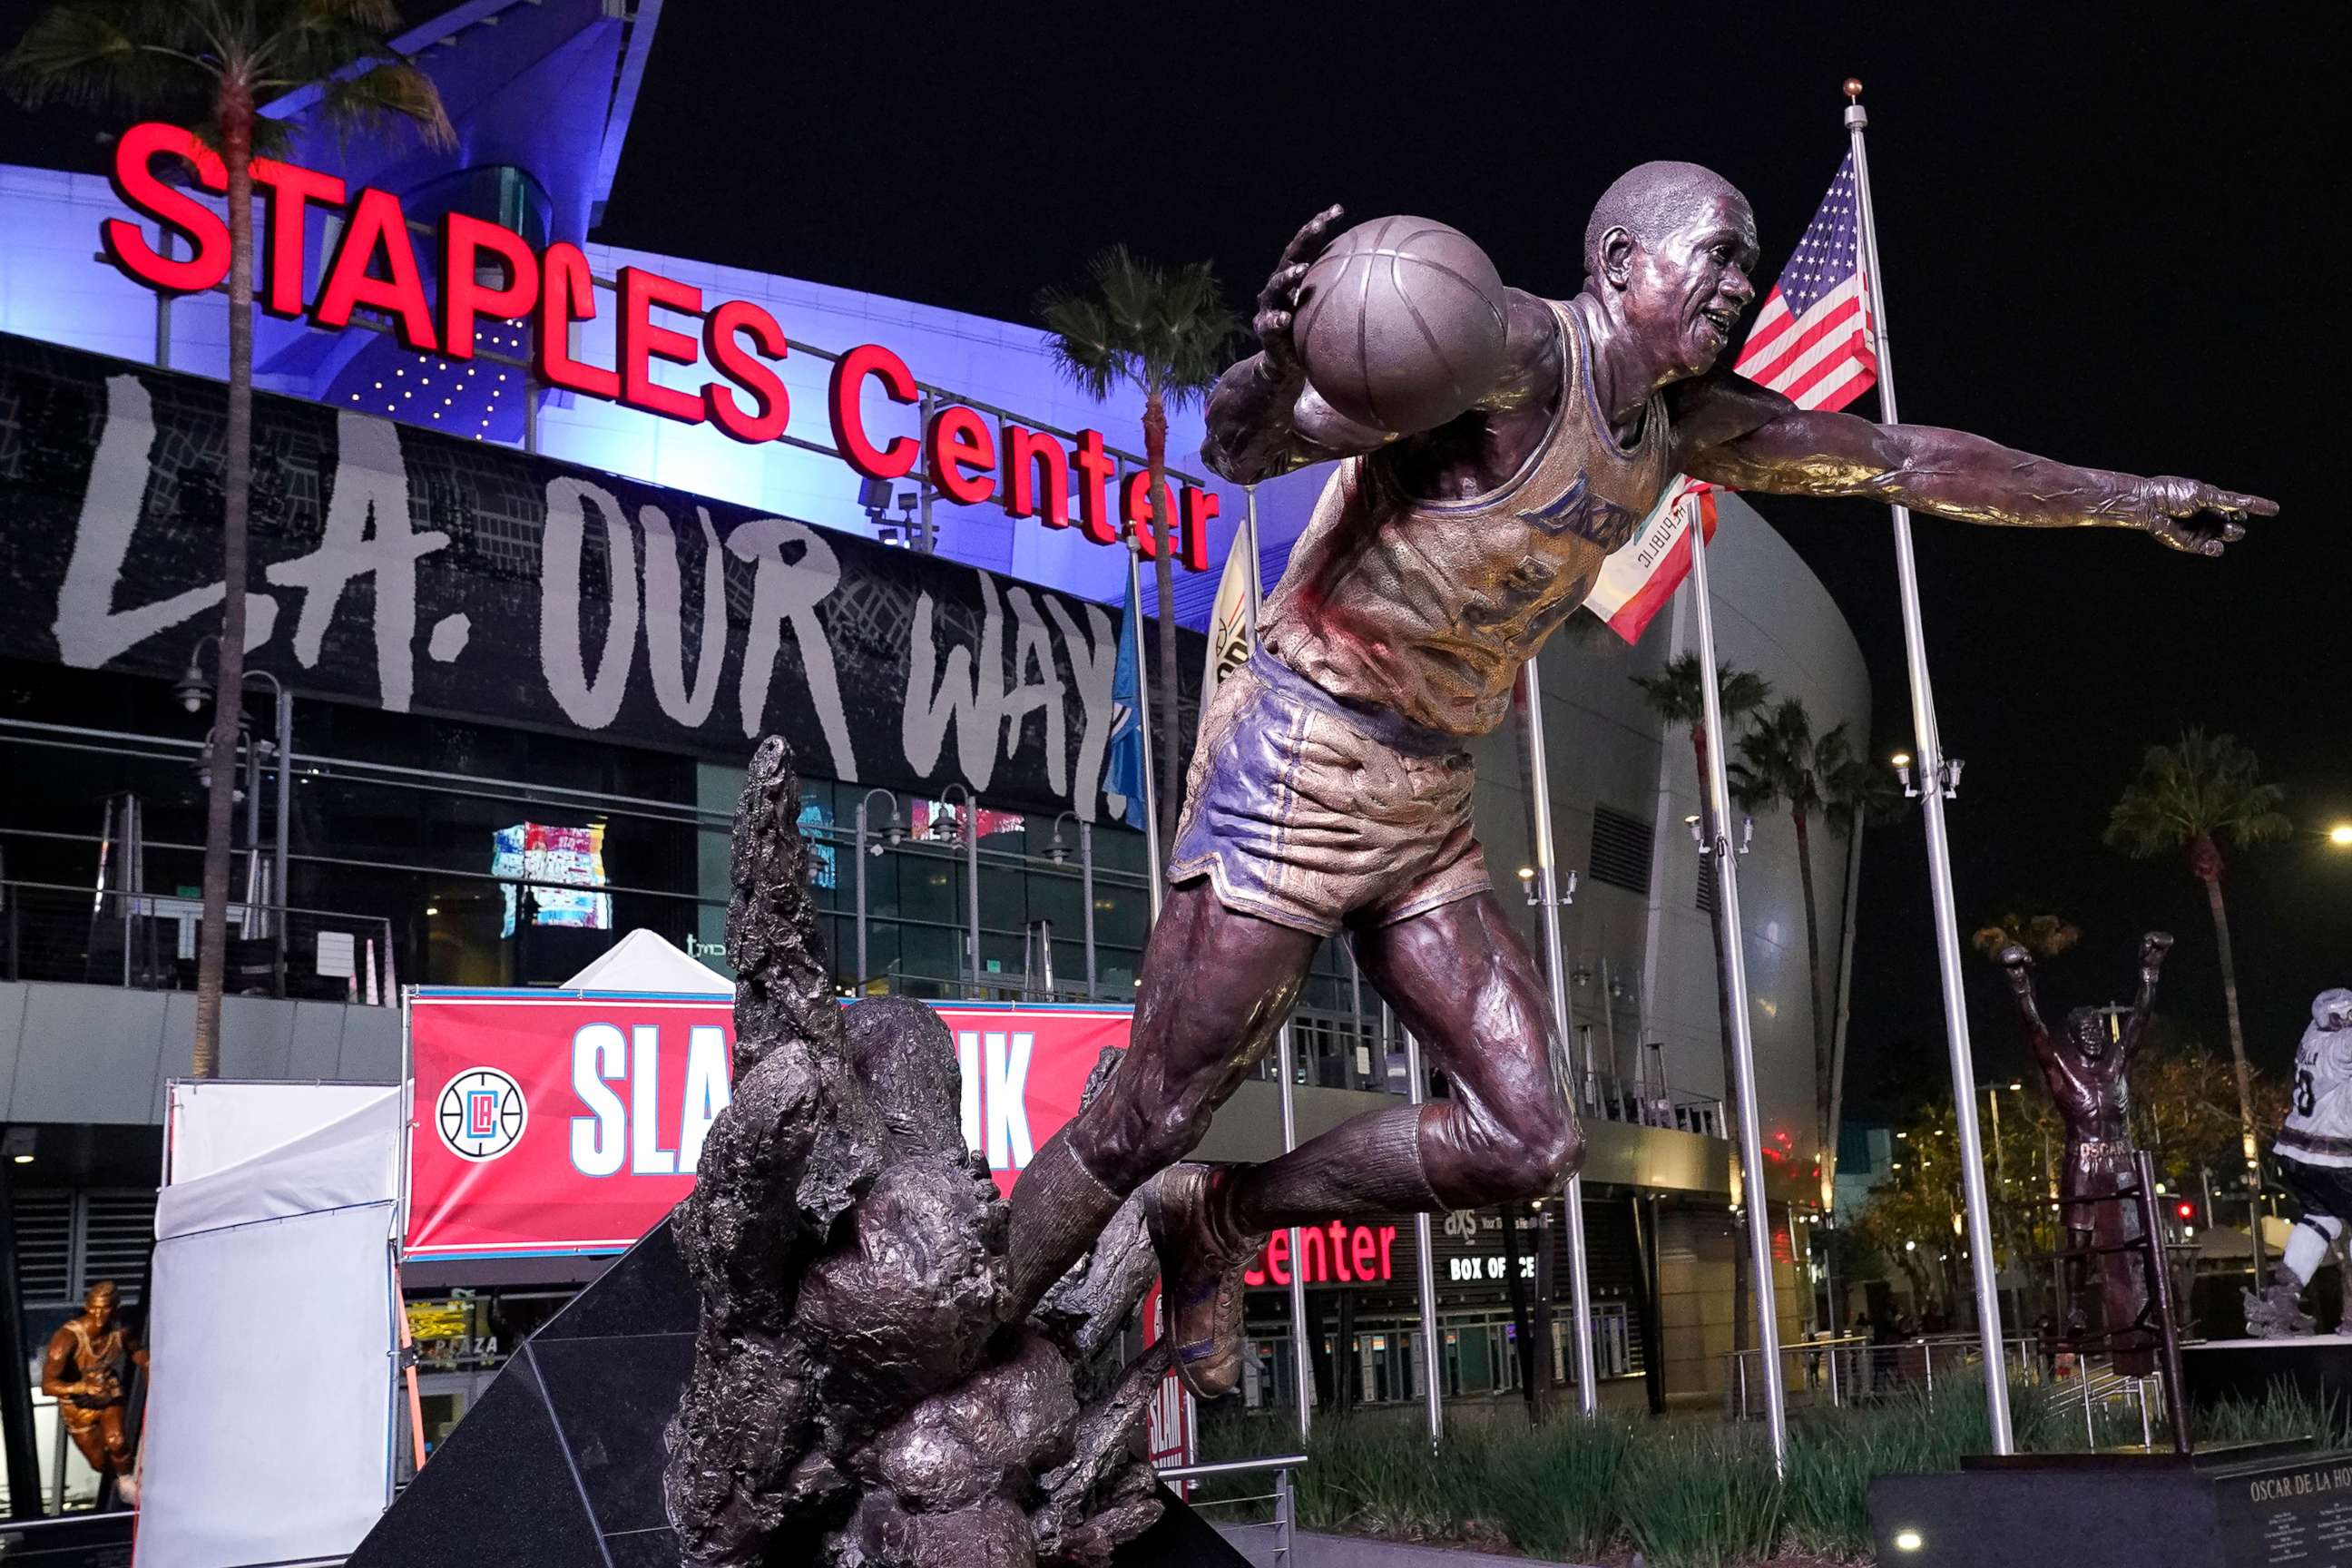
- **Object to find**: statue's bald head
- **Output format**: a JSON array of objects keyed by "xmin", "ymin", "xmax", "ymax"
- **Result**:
[{"xmin": 1583, "ymin": 161, "xmax": 1751, "ymax": 282}]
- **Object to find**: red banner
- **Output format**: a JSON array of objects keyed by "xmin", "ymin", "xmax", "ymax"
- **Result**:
[{"xmin": 404, "ymin": 991, "xmax": 1129, "ymax": 1260}]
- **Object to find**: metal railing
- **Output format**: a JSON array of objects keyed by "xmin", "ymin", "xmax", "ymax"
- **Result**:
[
  {"xmin": 1158, "ymin": 1454, "xmax": 1308, "ymax": 1565},
  {"xmin": 1723, "ymin": 1332, "xmax": 2052, "ymax": 1420},
  {"xmin": 0, "ymin": 878, "xmax": 398, "ymax": 1004}
]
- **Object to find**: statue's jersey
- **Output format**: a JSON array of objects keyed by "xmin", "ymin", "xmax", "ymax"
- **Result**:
[
  {"xmin": 1259, "ymin": 298, "xmax": 1672, "ymax": 737},
  {"xmin": 2278, "ymin": 992, "xmax": 2352, "ymax": 1170}
]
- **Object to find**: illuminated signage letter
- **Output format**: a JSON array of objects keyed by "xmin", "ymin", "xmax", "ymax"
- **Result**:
[
  {"xmin": 1268, "ymin": 1229, "xmax": 1292, "ymax": 1287},
  {"xmin": 310, "ymin": 187, "xmax": 439, "ymax": 351},
  {"xmin": 439, "ymin": 213, "xmax": 540, "ymax": 361},
  {"xmin": 677, "ymin": 1024, "xmax": 732, "ymax": 1171},
  {"xmin": 570, "ymin": 1024, "xmax": 627, "ymax": 1177},
  {"xmin": 618, "ymin": 266, "xmax": 706, "ymax": 425},
  {"xmin": 926, "ymin": 404, "xmax": 995, "ymax": 505},
  {"xmin": 1121, "ymin": 470, "xmax": 1162, "ymax": 559},
  {"xmin": 101, "ymin": 122, "xmax": 229, "ymax": 294},
  {"xmin": 827, "ymin": 343, "xmax": 920, "ymax": 479},
  {"xmin": 1072, "ymin": 428, "xmax": 1118, "ymax": 545},
  {"xmin": 702, "ymin": 299, "xmax": 790, "ymax": 444},
  {"xmin": 1001, "ymin": 426, "xmax": 1072, "ymax": 528},
  {"xmin": 1180, "ymin": 485, "xmax": 1219, "ymax": 574},
  {"xmin": 629, "ymin": 1024, "xmax": 678, "ymax": 1174},
  {"xmin": 534, "ymin": 241, "xmax": 620, "ymax": 398},
  {"xmin": 252, "ymin": 158, "xmax": 346, "ymax": 318}
]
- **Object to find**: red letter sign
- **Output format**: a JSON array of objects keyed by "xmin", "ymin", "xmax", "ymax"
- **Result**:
[
  {"xmin": 440, "ymin": 213, "xmax": 540, "ymax": 361},
  {"xmin": 310, "ymin": 187, "xmax": 440, "ymax": 352},
  {"xmin": 617, "ymin": 267, "xmax": 707, "ymax": 424},
  {"xmin": 101, "ymin": 122, "xmax": 229, "ymax": 295},
  {"xmin": 702, "ymin": 299, "xmax": 790, "ymax": 444},
  {"xmin": 1002, "ymin": 426, "xmax": 1073, "ymax": 529},
  {"xmin": 1072, "ymin": 429, "xmax": 1118, "ymax": 545},
  {"xmin": 252, "ymin": 158, "xmax": 346, "ymax": 318},
  {"xmin": 534, "ymin": 241, "xmax": 620, "ymax": 399},
  {"xmin": 926, "ymin": 404, "xmax": 995, "ymax": 505},
  {"xmin": 827, "ymin": 343, "xmax": 920, "ymax": 479}
]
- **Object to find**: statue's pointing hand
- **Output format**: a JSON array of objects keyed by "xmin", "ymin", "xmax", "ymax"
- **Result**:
[
  {"xmin": 2130, "ymin": 475, "xmax": 2278, "ymax": 556},
  {"xmin": 1257, "ymin": 204, "xmax": 1345, "ymax": 374}
]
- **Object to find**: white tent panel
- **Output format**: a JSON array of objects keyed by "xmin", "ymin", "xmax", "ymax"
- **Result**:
[
  {"xmin": 561, "ymin": 926, "xmax": 732, "ymax": 994},
  {"xmin": 163, "ymin": 1079, "xmax": 400, "ymax": 1188},
  {"xmin": 135, "ymin": 1201, "xmax": 397, "ymax": 1568},
  {"xmin": 155, "ymin": 1084, "xmax": 401, "ymax": 1240}
]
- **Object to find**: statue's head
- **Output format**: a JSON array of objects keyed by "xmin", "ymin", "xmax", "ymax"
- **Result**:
[
  {"xmin": 2308, "ymin": 988, "xmax": 2352, "ymax": 1052},
  {"xmin": 84, "ymin": 1281, "xmax": 117, "ymax": 1327},
  {"xmin": 1583, "ymin": 162, "xmax": 1759, "ymax": 379},
  {"xmin": 2064, "ymin": 1005, "xmax": 2112, "ymax": 1061}
]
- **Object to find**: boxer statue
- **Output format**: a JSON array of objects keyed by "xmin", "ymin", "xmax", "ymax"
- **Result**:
[
  {"xmin": 2244, "ymin": 988, "xmax": 2352, "ymax": 1338},
  {"xmin": 1999, "ymin": 936, "xmax": 2171, "ymax": 1367},
  {"xmin": 1005, "ymin": 162, "xmax": 2275, "ymax": 1399}
]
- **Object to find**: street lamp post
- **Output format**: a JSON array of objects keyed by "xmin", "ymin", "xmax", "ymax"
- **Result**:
[
  {"xmin": 1043, "ymin": 811, "xmax": 1096, "ymax": 999},
  {"xmin": 936, "ymin": 783, "xmax": 984, "ymax": 997},
  {"xmin": 853, "ymin": 789, "xmax": 904, "ymax": 996},
  {"xmin": 178, "ymin": 640, "xmax": 290, "ymax": 995}
]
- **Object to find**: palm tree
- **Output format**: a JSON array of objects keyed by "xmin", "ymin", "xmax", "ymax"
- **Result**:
[
  {"xmin": 1038, "ymin": 248, "xmax": 1236, "ymax": 847},
  {"xmin": 2104, "ymin": 729, "xmax": 2290, "ymax": 1197},
  {"xmin": 1818, "ymin": 746, "xmax": 1902, "ymax": 1299},
  {"xmin": 1632, "ymin": 651, "xmax": 1769, "ymax": 1349},
  {"xmin": 5, "ymin": 1, "xmax": 451, "ymax": 1077},
  {"xmin": 1730, "ymin": 698, "xmax": 1842, "ymax": 1156},
  {"xmin": 1970, "ymin": 911, "xmax": 2082, "ymax": 961}
]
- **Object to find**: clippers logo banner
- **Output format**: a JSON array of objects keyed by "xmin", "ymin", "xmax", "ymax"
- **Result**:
[{"xmin": 404, "ymin": 991, "xmax": 1130, "ymax": 1260}]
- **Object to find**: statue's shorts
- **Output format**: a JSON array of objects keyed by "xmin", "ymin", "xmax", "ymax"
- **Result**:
[{"xmin": 1166, "ymin": 649, "xmax": 1488, "ymax": 937}]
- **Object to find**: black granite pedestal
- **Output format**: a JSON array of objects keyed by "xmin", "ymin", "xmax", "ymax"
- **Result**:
[
  {"xmin": 2185, "ymin": 1336, "xmax": 2352, "ymax": 1415},
  {"xmin": 1871, "ymin": 1445, "xmax": 2352, "ymax": 1567},
  {"xmin": 347, "ymin": 1224, "xmax": 1248, "ymax": 1566}
]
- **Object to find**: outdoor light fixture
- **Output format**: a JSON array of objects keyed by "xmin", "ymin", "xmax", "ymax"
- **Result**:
[
  {"xmin": 2330, "ymin": 823, "xmax": 2352, "ymax": 847},
  {"xmin": 1519, "ymin": 865, "xmax": 1575, "ymax": 907},
  {"xmin": 3, "ymin": 1128, "xmax": 34, "ymax": 1165},
  {"xmin": 1891, "ymin": 751, "xmax": 1916, "ymax": 797},
  {"xmin": 1893, "ymin": 1528, "xmax": 1925, "ymax": 1553}
]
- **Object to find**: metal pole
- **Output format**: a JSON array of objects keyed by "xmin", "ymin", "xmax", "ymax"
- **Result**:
[
  {"xmin": 153, "ymin": 226, "xmax": 172, "ymax": 369},
  {"xmin": 1124, "ymin": 536, "xmax": 1163, "ymax": 924},
  {"xmin": 1079, "ymin": 822, "xmax": 1097, "ymax": 999},
  {"xmin": 917, "ymin": 391, "xmax": 937, "ymax": 553},
  {"xmin": 273, "ymin": 684, "xmax": 291, "ymax": 994},
  {"xmin": 523, "ymin": 377, "xmax": 539, "ymax": 454},
  {"xmin": 1406, "ymin": 1028, "xmax": 1444, "ymax": 1445},
  {"xmin": 965, "ymin": 805, "xmax": 982, "ymax": 997},
  {"xmin": 1276, "ymin": 1024, "xmax": 1313, "ymax": 1446},
  {"xmin": 1516, "ymin": 660, "xmax": 1598, "ymax": 1416},
  {"xmin": 1846, "ymin": 83, "xmax": 2014, "ymax": 1454},
  {"xmin": 1035, "ymin": 917, "xmax": 1055, "ymax": 995},
  {"xmin": 1826, "ymin": 813, "xmax": 1866, "ymax": 1200},
  {"xmin": 1684, "ymin": 508, "xmax": 1788, "ymax": 1467},
  {"xmin": 855, "ymin": 799, "xmax": 870, "ymax": 990}
]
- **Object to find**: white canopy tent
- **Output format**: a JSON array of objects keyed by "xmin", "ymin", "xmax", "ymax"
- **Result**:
[
  {"xmin": 138, "ymin": 1082, "xmax": 403, "ymax": 1568},
  {"xmin": 560, "ymin": 927, "xmax": 732, "ymax": 995}
]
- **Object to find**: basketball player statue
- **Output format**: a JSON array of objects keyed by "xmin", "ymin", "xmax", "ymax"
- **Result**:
[
  {"xmin": 1998, "ymin": 936, "xmax": 2170, "ymax": 1367},
  {"xmin": 42, "ymin": 1280, "xmax": 145, "ymax": 1501},
  {"xmin": 1004, "ymin": 163, "xmax": 2276, "ymax": 1400},
  {"xmin": 2244, "ymin": 988, "xmax": 2352, "ymax": 1338}
]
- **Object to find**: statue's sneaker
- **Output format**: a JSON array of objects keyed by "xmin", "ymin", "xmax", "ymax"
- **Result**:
[
  {"xmin": 1141, "ymin": 1165, "xmax": 1265, "ymax": 1400},
  {"xmin": 2244, "ymin": 1280, "xmax": 2317, "ymax": 1338}
]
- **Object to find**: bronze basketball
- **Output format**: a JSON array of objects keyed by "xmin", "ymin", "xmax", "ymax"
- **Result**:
[{"xmin": 1294, "ymin": 216, "xmax": 1509, "ymax": 434}]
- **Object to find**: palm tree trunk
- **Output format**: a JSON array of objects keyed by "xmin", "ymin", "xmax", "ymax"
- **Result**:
[
  {"xmin": 1693, "ymin": 724, "xmax": 1750, "ymax": 1357},
  {"xmin": 1142, "ymin": 388, "xmax": 1179, "ymax": 851},
  {"xmin": 1792, "ymin": 808, "xmax": 1829, "ymax": 1161},
  {"xmin": 192, "ymin": 90, "xmax": 257, "ymax": 1081},
  {"xmin": 2203, "ymin": 867, "xmax": 2264, "ymax": 1271}
]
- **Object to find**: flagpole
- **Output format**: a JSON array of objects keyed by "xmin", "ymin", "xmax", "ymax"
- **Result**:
[
  {"xmin": 1125, "ymin": 534, "xmax": 1164, "ymax": 924},
  {"xmin": 1844, "ymin": 77, "xmax": 2013, "ymax": 1454},
  {"xmin": 1516, "ymin": 657, "xmax": 1601, "ymax": 1416},
  {"xmin": 1683, "ymin": 503, "xmax": 1789, "ymax": 1470},
  {"xmin": 1241, "ymin": 484, "xmax": 1263, "ymax": 634}
]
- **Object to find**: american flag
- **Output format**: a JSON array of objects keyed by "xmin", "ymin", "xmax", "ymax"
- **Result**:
[
  {"xmin": 1582, "ymin": 154, "xmax": 1878, "ymax": 642},
  {"xmin": 1730, "ymin": 151, "xmax": 1877, "ymax": 411}
]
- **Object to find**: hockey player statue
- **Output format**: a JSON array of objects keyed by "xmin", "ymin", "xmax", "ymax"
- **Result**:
[{"xmin": 2244, "ymin": 988, "xmax": 2352, "ymax": 1338}]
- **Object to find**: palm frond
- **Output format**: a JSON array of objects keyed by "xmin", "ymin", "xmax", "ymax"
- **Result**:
[
  {"xmin": 2104, "ymin": 727, "xmax": 2292, "ymax": 858},
  {"xmin": 2, "ymin": 3, "xmax": 207, "ymax": 110},
  {"xmin": 312, "ymin": 59, "xmax": 452, "ymax": 145},
  {"xmin": 1037, "ymin": 245, "xmax": 1238, "ymax": 408}
]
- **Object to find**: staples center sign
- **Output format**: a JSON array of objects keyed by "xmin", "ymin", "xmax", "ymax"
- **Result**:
[
  {"xmin": 405, "ymin": 991, "xmax": 1128, "ymax": 1260},
  {"xmin": 102, "ymin": 122, "xmax": 1219, "ymax": 571}
]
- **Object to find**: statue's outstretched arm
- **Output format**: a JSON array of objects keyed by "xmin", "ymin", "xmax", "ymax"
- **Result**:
[
  {"xmin": 2123, "ymin": 931, "xmax": 2174, "ymax": 1061},
  {"xmin": 1996, "ymin": 944, "xmax": 2061, "ymax": 1075},
  {"xmin": 1671, "ymin": 370, "xmax": 2272, "ymax": 556}
]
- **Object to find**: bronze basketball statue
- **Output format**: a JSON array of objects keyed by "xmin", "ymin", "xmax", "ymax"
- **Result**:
[
  {"xmin": 1004, "ymin": 162, "xmax": 2274, "ymax": 1401},
  {"xmin": 42, "ymin": 1281, "xmax": 144, "ymax": 1502},
  {"xmin": 1999, "ymin": 935, "xmax": 2171, "ymax": 1368}
]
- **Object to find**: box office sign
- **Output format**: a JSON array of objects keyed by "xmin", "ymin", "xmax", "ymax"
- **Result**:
[
  {"xmin": 403, "ymin": 991, "xmax": 1130, "ymax": 1260},
  {"xmin": 0, "ymin": 332, "xmax": 1206, "ymax": 818}
]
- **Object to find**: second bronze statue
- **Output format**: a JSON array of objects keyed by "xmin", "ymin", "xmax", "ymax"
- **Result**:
[{"xmin": 1007, "ymin": 161, "xmax": 2275, "ymax": 1400}]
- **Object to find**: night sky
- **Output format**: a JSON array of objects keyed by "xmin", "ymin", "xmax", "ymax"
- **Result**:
[{"xmin": 4, "ymin": 5, "xmax": 2337, "ymax": 1116}]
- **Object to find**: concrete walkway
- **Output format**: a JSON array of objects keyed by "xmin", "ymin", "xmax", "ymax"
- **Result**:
[{"xmin": 1217, "ymin": 1525, "xmax": 1588, "ymax": 1566}]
